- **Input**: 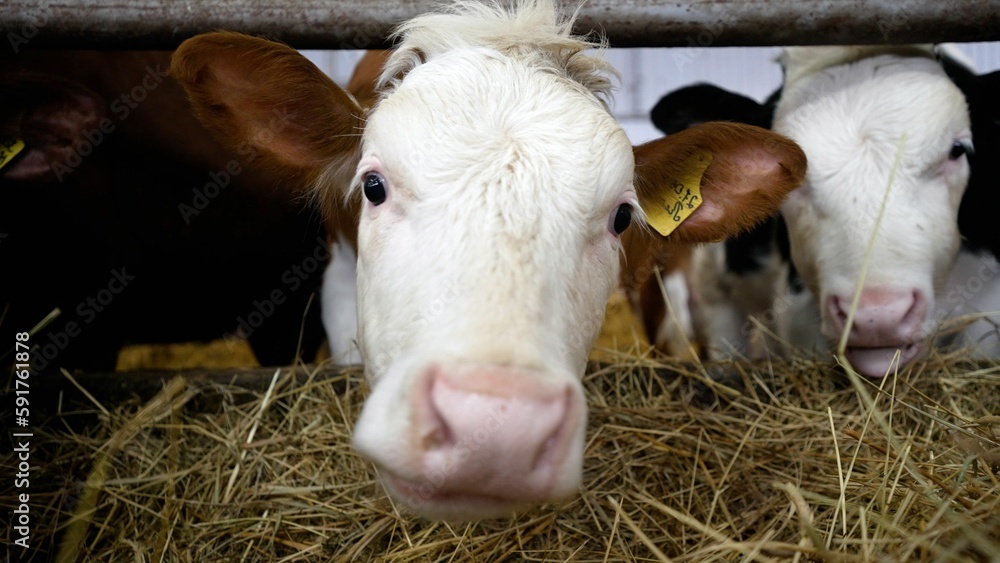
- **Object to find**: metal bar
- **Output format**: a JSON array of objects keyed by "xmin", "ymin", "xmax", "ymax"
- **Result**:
[{"xmin": 2, "ymin": 0, "xmax": 999, "ymax": 50}]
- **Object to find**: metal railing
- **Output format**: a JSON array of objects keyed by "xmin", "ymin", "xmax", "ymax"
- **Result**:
[{"xmin": 2, "ymin": 0, "xmax": 999, "ymax": 50}]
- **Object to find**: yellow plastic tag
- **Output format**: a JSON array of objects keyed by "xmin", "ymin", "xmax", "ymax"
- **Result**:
[
  {"xmin": 642, "ymin": 151, "xmax": 712, "ymax": 237},
  {"xmin": 0, "ymin": 137, "xmax": 25, "ymax": 171}
]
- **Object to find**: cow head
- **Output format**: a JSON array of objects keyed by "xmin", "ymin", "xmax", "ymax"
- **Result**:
[
  {"xmin": 774, "ymin": 46, "xmax": 972, "ymax": 377},
  {"xmin": 172, "ymin": 0, "xmax": 804, "ymax": 520}
]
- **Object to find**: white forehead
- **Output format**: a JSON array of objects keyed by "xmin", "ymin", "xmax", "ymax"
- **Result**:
[
  {"xmin": 363, "ymin": 49, "xmax": 634, "ymax": 213},
  {"xmin": 775, "ymin": 51, "xmax": 969, "ymax": 180}
]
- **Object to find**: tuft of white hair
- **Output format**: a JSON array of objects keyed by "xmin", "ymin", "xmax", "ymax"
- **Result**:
[
  {"xmin": 781, "ymin": 45, "xmax": 937, "ymax": 90},
  {"xmin": 378, "ymin": 0, "xmax": 617, "ymax": 105}
]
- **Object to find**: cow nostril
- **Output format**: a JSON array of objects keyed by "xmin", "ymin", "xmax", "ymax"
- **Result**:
[
  {"xmin": 530, "ymin": 389, "xmax": 571, "ymax": 471},
  {"xmin": 834, "ymin": 298, "xmax": 848, "ymax": 321},
  {"xmin": 829, "ymin": 288, "xmax": 928, "ymax": 345},
  {"xmin": 422, "ymin": 376, "xmax": 456, "ymax": 452},
  {"xmin": 901, "ymin": 290, "xmax": 924, "ymax": 327},
  {"xmin": 422, "ymin": 426, "xmax": 450, "ymax": 451},
  {"xmin": 827, "ymin": 295, "xmax": 849, "ymax": 329}
]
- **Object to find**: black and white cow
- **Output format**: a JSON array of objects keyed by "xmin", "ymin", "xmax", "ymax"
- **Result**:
[
  {"xmin": 652, "ymin": 47, "xmax": 1000, "ymax": 376},
  {"xmin": 774, "ymin": 46, "xmax": 1000, "ymax": 376}
]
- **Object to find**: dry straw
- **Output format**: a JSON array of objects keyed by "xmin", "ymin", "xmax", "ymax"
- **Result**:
[{"xmin": 3, "ymin": 344, "xmax": 998, "ymax": 562}]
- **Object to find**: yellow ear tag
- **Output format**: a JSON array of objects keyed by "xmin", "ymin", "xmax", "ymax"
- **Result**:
[
  {"xmin": 0, "ymin": 136, "xmax": 25, "ymax": 171},
  {"xmin": 641, "ymin": 150, "xmax": 713, "ymax": 237}
]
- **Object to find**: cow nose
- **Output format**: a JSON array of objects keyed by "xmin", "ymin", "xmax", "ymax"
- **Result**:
[
  {"xmin": 405, "ymin": 364, "xmax": 582, "ymax": 504},
  {"xmin": 826, "ymin": 288, "xmax": 927, "ymax": 345}
]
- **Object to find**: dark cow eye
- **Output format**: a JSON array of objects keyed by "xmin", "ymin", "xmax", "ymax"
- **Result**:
[
  {"xmin": 949, "ymin": 140, "xmax": 972, "ymax": 160},
  {"xmin": 611, "ymin": 203, "xmax": 632, "ymax": 235},
  {"xmin": 363, "ymin": 172, "xmax": 387, "ymax": 205}
]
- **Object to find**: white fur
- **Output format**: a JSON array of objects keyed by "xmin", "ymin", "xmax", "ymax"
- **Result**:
[
  {"xmin": 693, "ymin": 242, "xmax": 788, "ymax": 359},
  {"xmin": 774, "ymin": 47, "xmax": 972, "ymax": 371},
  {"xmin": 939, "ymin": 249, "xmax": 1000, "ymax": 356},
  {"xmin": 777, "ymin": 286, "xmax": 828, "ymax": 355},
  {"xmin": 355, "ymin": 48, "xmax": 633, "ymax": 380},
  {"xmin": 346, "ymin": 0, "xmax": 636, "ymax": 518},
  {"xmin": 322, "ymin": 240, "xmax": 361, "ymax": 364},
  {"xmin": 654, "ymin": 270, "xmax": 697, "ymax": 359}
]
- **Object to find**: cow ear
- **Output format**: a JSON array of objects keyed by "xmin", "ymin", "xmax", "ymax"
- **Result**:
[
  {"xmin": 346, "ymin": 50, "xmax": 392, "ymax": 108},
  {"xmin": 650, "ymin": 84, "xmax": 770, "ymax": 135},
  {"xmin": 170, "ymin": 32, "xmax": 363, "ymax": 178},
  {"xmin": 633, "ymin": 122, "xmax": 806, "ymax": 243},
  {"xmin": 1, "ymin": 74, "xmax": 108, "ymax": 182}
]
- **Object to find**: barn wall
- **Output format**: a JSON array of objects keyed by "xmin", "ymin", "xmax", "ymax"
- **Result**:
[{"xmin": 304, "ymin": 42, "xmax": 1000, "ymax": 145}]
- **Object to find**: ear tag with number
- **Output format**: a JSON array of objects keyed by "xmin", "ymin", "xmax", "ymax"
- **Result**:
[
  {"xmin": 641, "ymin": 150, "xmax": 712, "ymax": 237},
  {"xmin": 0, "ymin": 137, "xmax": 25, "ymax": 171}
]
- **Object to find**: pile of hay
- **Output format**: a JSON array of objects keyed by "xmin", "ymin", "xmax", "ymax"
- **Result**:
[{"xmin": 4, "ymin": 349, "xmax": 999, "ymax": 562}]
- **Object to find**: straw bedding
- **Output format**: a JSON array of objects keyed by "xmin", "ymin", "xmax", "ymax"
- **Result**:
[{"xmin": 4, "ymin": 343, "xmax": 998, "ymax": 562}]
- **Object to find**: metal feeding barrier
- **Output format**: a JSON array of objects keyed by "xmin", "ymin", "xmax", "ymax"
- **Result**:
[{"xmin": 2, "ymin": 0, "xmax": 999, "ymax": 50}]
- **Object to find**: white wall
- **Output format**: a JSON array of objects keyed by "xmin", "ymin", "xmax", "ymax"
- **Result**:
[
  {"xmin": 304, "ymin": 42, "xmax": 1000, "ymax": 144},
  {"xmin": 609, "ymin": 42, "xmax": 1000, "ymax": 144}
]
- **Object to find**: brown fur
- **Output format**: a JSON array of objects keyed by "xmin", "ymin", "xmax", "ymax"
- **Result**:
[
  {"xmin": 0, "ymin": 50, "xmax": 331, "ymax": 367},
  {"xmin": 169, "ymin": 34, "xmax": 390, "ymax": 247},
  {"xmin": 171, "ymin": 36, "xmax": 807, "ymax": 360},
  {"xmin": 632, "ymin": 122, "xmax": 806, "ymax": 244},
  {"xmin": 170, "ymin": 32, "xmax": 364, "ymax": 188},
  {"xmin": 624, "ymin": 122, "xmax": 806, "ymax": 355},
  {"xmin": 346, "ymin": 50, "xmax": 392, "ymax": 109},
  {"xmin": 332, "ymin": 50, "xmax": 391, "ymax": 250}
]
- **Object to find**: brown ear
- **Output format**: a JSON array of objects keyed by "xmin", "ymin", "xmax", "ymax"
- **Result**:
[
  {"xmin": 170, "ymin": 32, "xmax": 363, "ymax": 180},
  {"xmin": 1, "ymin": 73, "xmax": 108, "ymax": 182},
  {"xmin": 346, "ymin": 50, "xmax": 392, "ymax": 110},
  {"xmin": 634, "ymin": 122, "xmax": 806, "ymax": 243}
]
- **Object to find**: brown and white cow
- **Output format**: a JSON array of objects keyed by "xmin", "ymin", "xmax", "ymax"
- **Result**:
[
  {"xmin": 641, "ymin": 84, "xmax": 796, "ymax": 361},
  {"xmin": 0, "ymin": 52, "xmax": 329, "ymax": 370},
  {"xmin": 171, "ymin": 0, "xmax": 805, "ymax": 520}
]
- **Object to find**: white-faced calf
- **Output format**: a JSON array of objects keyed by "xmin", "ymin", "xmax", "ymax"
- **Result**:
[
  {"xmin": 775, "ymin": 46, "xmax": 974, "ymax": 377},
  {"xmin": 171, "ymin": 0, "xmax": 805, "ymax": 520}
]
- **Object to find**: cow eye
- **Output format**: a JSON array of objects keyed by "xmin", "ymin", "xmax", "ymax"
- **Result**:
[
  {"xmin": 949, "ymin": 139, "xmax": 972, "ymax": 160},
  {"xmin": 363, "ymin": 172, "xmax": 387, "ymax": 205},
  {"xmin": 610, "ymin": 203, "xmax": 632, "ymax": 235}
]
